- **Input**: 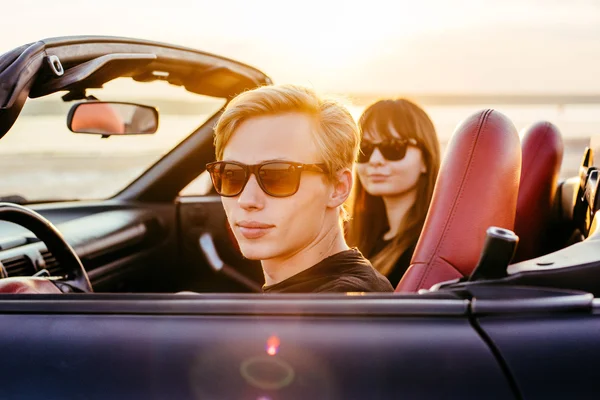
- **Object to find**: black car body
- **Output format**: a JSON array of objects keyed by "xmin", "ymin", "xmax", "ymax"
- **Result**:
[{"xmin": 0, "ymin": 36, "xmax": 599, "ymax": 399}]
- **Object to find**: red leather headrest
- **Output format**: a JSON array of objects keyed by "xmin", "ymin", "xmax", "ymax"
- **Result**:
[
  {"xmin": 513, "ymin": 121, "xmax": 564, "ymax": 262},
  {"xmin": 396, "ymin": 110, "xmax": 521, "ymax": 292}
]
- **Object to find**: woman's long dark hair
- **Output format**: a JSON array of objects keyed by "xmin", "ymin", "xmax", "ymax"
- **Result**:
[{"xmin": 346, "ymin": 99, "xmax": 441, "ymax": 276}]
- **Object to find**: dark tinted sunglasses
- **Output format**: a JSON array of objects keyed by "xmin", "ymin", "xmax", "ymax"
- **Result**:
[
  {"xmin": 206, "ymin": 161, "xmax": 327, "ymax": 197},
  {"xmin": 358, "ymin": 138, "xmax": 419, "ymax": 163}
]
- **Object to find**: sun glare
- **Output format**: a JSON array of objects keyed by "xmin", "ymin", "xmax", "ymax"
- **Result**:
[
  {"xmin": 211, "ymin": 0, "xmax": 460, "ymax": 69},
  {"xmin": 2, "ymin": 0, "xmax": 599, "ymax": 94},
  {"xmin": 266, "ymin": 335, "xmax": 280, "ymax": 356}
]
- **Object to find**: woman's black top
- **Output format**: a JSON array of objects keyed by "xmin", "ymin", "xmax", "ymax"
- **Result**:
[{"xmin": 371, "ymin": 237, "xmax": 418, "ymax": 288}]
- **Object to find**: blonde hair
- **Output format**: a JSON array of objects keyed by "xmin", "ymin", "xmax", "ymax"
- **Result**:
[
  {"xmin": 214, "ymin": 84, "xmax": 359, "ymax": 179},
  {"xmin": 214, "ymin": 84, "xmax": 360, "ymax": 221},
  {"xmin": 346, "ymin": 98, "xmax": 441, "ymax": 275}
]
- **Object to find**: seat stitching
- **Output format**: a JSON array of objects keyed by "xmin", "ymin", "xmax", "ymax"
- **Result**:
[
  {"xmin": 438, "ymin": 255, "xmax": 464, "ymax": 275},
  {"xmin": 416, "ymin": 110, "xmax": 492, "ymax": 289}
]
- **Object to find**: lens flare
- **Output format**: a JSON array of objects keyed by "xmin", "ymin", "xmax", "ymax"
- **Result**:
[{"xmin": 266, "ymin": 335, "xmax": 280, "ymax": 356}]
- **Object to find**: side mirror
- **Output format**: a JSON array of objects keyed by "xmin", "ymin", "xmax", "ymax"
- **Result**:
[{"xmin": 67, "ymin": 101, "xmax": 159, "ymax": 136}]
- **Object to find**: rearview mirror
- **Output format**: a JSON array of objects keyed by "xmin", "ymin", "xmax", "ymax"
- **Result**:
[{"xmin": 67, "ymin": 101, "xmax": 159, "ymax": 136}]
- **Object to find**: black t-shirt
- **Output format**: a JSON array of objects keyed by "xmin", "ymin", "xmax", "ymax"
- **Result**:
[
  {"xmin": 262, "ymin": 249, "xmax": 394, "ymax": 293},
  {"xmin": 371, "ymin": 238, "xmax": 417, "ymax": 288}
]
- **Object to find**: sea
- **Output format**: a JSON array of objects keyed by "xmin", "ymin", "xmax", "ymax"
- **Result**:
[{"xmin": 1, "ymin": 103, "xmax": 598, "ymax": 201}]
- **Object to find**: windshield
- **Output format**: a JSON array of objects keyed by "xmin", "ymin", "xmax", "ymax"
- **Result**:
[{"xmin": 0, "ymin": 78, "xmax": 225, "ymax": 203}]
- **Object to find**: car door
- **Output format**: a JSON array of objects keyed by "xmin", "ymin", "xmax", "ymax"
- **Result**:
[
  {"xmin": 472, "ymin": 285, "xmax": 600, "ymax": 399},
  {"xmin": 176, "ymin": 175, "xmax": 264, "ymax": 293},
  {"xmin": 0, "ymin": 292, "xmax": 515, "ymax": 399}
]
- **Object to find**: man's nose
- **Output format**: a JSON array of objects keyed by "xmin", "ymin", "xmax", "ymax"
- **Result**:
[
  {"xmin": 369, "ymin": 147, "xmax": 386, "ymax": 165},
  {"xmin": 238, "ymin": 174, "xmax": 265, "ymax": 211}
]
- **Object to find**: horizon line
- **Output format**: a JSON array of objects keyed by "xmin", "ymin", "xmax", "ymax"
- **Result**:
[
  {"xmin": 25, "ymin": 93, "xmax": 600, "ymax": 107},
  {"xmin": 337, "ymin": 93, "xmax": 600, "ymax": 105}
]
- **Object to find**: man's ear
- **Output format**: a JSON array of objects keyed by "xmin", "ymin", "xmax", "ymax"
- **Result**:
[{"xmin": 327, "ymin": 168, "xmax": 353, "ymax": 209}]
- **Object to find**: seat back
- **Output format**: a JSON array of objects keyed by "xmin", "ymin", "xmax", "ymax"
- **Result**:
[
  {"xmin": 513, "ymin": 121, "xmax": 564, "ymax": 262},
  {"xmin": 396, "ymin": 110, "xmax": 521, "ymax": 292}
]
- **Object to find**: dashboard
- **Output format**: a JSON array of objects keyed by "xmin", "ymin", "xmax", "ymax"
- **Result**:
[{"xmin": 0, "ymin": 203, "xmax": 170, "ymax": 290}]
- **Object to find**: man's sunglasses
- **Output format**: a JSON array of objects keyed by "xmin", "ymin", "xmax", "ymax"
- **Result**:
[
  {"xmin": 358, "ymin": 138, "xmax": 419, "ymax": 163},
  {"xmin": 206, "ymin": 161, "xmax": 327, "ymax": 197}
]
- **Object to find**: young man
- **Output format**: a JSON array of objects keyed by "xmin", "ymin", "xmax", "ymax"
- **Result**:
[{"xmin": 207, "ymin": 84, "xmax": 393, "ymax": 293}]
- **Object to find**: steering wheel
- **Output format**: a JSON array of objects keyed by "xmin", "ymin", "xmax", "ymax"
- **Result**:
[
  {"xmin": 572, "ymin": 147, "xmax": 600, "ymax": 238},
  {"xmin": 0, "ymin": 203, "xmax": 92, "ymax": 293}
]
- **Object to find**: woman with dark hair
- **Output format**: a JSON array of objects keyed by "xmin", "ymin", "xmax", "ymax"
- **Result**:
[{"xmin": 346, "ymin": 99, "xmax": 441, "ymax": 288}]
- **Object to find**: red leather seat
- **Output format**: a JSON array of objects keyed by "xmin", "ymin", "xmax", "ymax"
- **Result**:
[
  {"xmin": 0, "ymin": 277, "xmax": 61, "ymax": 294},
  {"xmin": 513, "ymin": 121, "xmax": 564, "ymax": 262},
  {"xmin": 396, "ymin": 110, "xmax": 521, "ymax": 292}
]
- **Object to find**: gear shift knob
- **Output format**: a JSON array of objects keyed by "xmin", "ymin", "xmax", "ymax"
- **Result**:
[{"xmin": 469, "ymin": 227, "xmax": 519, "ymax": 281}]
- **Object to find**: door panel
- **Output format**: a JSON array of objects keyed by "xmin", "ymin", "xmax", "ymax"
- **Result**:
[
  {"xmin": 478, "ymin": 311, "xmax": 600, "ymax": 400},
  {"xmin": 0, "ymin": 295, "xmax": 513, "ymax": 400},
  {"xmin": 176, "ymin": 195, "xmax": 263, "ymax": 292}
]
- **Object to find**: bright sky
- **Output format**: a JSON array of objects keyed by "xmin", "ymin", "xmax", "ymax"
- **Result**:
[{"xmin": 2, "ymin": 0, "xmax": 600, "ymax": 94}]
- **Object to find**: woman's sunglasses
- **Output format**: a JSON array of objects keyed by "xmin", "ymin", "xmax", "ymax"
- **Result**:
[
  {"xmin": 206, "ymin": 161, "xmax": 327, "ymax": 197},
  {"xmin": 358, "ymin": 138, "xmax": 419, "ymax": 163}
]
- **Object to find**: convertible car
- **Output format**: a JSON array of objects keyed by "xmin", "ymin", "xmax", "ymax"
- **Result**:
[{"xmin": 0, "ymin": 36, "xmax": 599, "ymax": 399}]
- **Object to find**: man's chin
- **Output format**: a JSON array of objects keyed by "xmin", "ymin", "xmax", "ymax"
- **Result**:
[{"xmin": 238, "ymin": 243, "xmax": 275, "ymax": 261}]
